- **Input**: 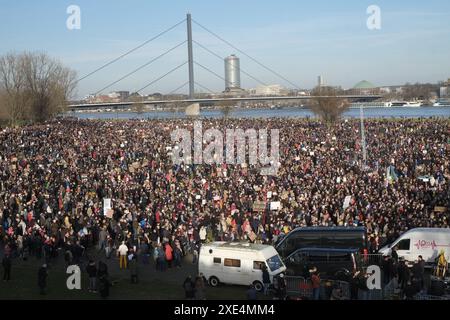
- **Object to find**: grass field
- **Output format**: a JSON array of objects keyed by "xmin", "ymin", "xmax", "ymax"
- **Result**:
[{"xmin": 0, "ymin": 249, "xmax": 264, "ymax": 300}]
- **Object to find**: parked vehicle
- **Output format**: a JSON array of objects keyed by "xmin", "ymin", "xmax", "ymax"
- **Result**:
[
  {"xmin": 284, "ymin": 247, "xmax": 362, "ymax": 281},
  {"xmin": 378, "ymin": 228, "xmax": 450, "ymax": 267},
  {"xmin": 276, "ymin": 226, "xmax": 368, "ymax": 259},
  {"xmin": 198, "ymin": 242, "xmax": 286, "ymax": 291}
]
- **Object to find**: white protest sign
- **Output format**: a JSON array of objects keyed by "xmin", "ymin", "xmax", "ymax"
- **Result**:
[
  {"xmin": 270, "ymin": 201, "xmax": 281, "ymax": 211},
  {"xmin": 343, "ymin": 196, "xmax": 351, "ymax": 209},
  {"xmin": 103, "ymin": 198, "xmax": 112, "ymax": 215}
]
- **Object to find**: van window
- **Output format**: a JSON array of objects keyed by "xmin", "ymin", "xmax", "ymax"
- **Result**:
[
  {"xmin": 253, "ymin": 261, "xmax": 265, "ymax": 270},
  {"xmin": 295, "ymin": 232, "xmax": 320, "ymax": 248},
  {"xmin": 309, "ymin": 251, "xmax": 328, "ymax": 262},
  {"xmin": 397, "ymin": 239, "xmax": 410, "ymax": 251},
  {"xmin": 267, "ymin": 255, "xmax": 284, "ymax": 272},
  {"xmin": 328, "ymin": 252, "xmax": 352, "ymax": 262},
  {"xmin": 224, "ymin": 258, "xmax": 241, "ymax": 267},
  {"xmin": 213, "ymin": 257, "xmax": 221, "ymax": 264}
]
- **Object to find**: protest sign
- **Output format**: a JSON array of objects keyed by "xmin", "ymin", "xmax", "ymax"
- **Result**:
[
  {"xmin": 343, "ymin": 196, "xmax": 351, "ymax": 209},
  {"xmin": 103, "ymin": 198, "xmax": 112, "ymax": 215},
  {"xmin": 270, "ymin": 201, "xmax": 281, "ymax": 211}
]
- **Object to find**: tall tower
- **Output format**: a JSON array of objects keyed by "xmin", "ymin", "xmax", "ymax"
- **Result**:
[
  {"xmin": 224, "ymin": 54, "xmax": 241, "ymax": 91},
  {"xmin": 318, "ymin": 75, "xmax": 324, "ymax": 87}
]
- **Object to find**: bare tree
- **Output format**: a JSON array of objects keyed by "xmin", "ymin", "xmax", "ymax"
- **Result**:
[
  {"xmin": 218, "ymin": 100, "xmax": 234, "ymax": 118},
  {"xmin": 0, "ymin": 54, "xmax": 30, "ymax": 126},
  {"xmin": 402, "ymin": 82, "xmax": 438, "ymax": 101},
  {"xmin": 310, "ymin": 86, "xmax": 349, "ymax": 123},
  {"xmin": 0, "ymin": 52, "xmax": 77, "ymax": 125},
  {"xmin": 130, "ymin": 95, "xmax": 144, "ymax": 114}
]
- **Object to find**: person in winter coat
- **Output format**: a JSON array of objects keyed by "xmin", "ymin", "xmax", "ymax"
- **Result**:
[
  {"xmin": 183, "ymin": 276, "xmax": 195, "ymax": 299},
  {"xmin": 117, "ymin": 241, "xmax": 128, "ymax": 269},
  {"xmin": 262, "ymin": 265, "xmax": 271, "ymax": 295},
  {"xmin": 38, "ymin": 264, "xmax": 48, "ymax": 295},
  {"xmin": 165, "ymin": 242, "xmax": 173, "ymax": 268},
  {"xmin": 86, "ymin": 260, "xmax": 98, "ymax": 292},
  {"xmin": 2, "ymin": 254, "xmax": 11, "ymax": 281},
  {"xmin": 98, "ymin": 274, "xmax": 111, "ymax": 298},
  {"xmin": 173, "ymin": 245, "xmax": 183, "ymax": 268},
  {"xmin": 129, "ymin": 254, "xmax": 138, "ymax": 284}
]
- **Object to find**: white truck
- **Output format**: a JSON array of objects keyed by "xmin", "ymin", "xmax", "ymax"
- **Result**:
[
  {"xmin": 199, "ymin": 242, "xmax": 286, "ymax": 291},
  {"xmin": 378, "ymin": 228, "xmax": 450, "ymax": 267}
]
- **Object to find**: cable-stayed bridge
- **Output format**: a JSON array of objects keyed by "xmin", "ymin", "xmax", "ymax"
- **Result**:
[{"xmin": 70, "ymin": 14, "xmax": 380, "ymax": 111}]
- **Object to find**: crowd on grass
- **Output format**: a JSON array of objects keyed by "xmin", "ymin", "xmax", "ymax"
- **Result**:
[{"xmin": 0, "ymin": 117, "xmax": 448, "ymax": 298}]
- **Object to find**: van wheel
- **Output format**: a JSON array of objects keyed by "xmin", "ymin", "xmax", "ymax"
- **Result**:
[
  {"xmin": 253, "ymin": 281, "xmax": 263, "ymax": 292},
  {"xmin": 209, "ymin": 276, "xmax": 220, "ymax": 287}
]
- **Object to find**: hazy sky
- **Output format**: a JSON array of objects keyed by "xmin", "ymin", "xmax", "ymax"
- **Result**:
[{"xmin": 1, "ymin": 0, "xmax": 449, "ymax": 98}]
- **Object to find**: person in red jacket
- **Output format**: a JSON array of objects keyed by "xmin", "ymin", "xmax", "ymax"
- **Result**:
[
  {"xmin": 310, "ymin": 267, "xmax": 321, "ymax": 300},
  {"xmin": 165, "ymin": 242, "xmax": 173, "ymax": 268}
]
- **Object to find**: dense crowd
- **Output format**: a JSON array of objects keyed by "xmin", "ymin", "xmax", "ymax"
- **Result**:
[{"xmin": 0, "ymin": 117, "xmax": 449, "ymax": 271}]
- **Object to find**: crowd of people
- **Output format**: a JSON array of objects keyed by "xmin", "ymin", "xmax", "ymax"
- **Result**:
[{"xmin": 0, "ymin": 117, "xmax": 448, "ymax": 297}]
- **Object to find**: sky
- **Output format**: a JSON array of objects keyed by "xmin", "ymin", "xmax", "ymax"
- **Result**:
[{"xmin": 0, "ymin": 0, "xmax": 449, "ymax": 99}]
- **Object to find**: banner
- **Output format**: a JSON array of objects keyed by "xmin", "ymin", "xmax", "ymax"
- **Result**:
[
  {"xmin": 270, "ymin": 201, "xmax": 281, "ymax": 211},
  {"xmin": 343, "ymin": 196, "xmax": 351, "ymax": 209},
  {"xmin": 103, "ymin": 198, "xmax": 112, "ymax": 215},
  {"xmin": 252, "ymin": 201, "xmax": 266, "ymax": 212}
]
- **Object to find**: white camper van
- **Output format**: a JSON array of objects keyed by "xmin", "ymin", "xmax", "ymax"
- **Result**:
[
  {"xmin": 378, "ymin": 228, "xmax": 450, "ymax": 266},
  {"xmin": 199, "ymin": 242, "xmax": 286, "ymax": 291}
]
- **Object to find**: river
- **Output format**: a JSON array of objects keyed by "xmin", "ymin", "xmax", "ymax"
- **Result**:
[{"xmin": 70, "ymin": 106, "xmax": 449, "ymax": 120}]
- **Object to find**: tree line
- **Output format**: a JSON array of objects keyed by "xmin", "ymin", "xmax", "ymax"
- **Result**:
[{"xmin": 0, "ymin": 52, "xmax": 77, "ymax": 126}]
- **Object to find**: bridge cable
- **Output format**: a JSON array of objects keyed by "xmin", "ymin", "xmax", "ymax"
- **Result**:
[
  {"xmin": 193, "ymin": 40, "xmax": 268, "ymax": 87},
  {"xmin": 75, "ymin": 19, "xmax": 186, "ymax": 83},
  {"xmin": 136, "ymin": 61, "xmax": 188, "ymax": 93},
  {"xmin": 168, "ymin": 81, "xmax": 189, "ymax": 95},
  {"xmin": 194, "ymin": 61, "xmax": 226, "ymax": 82},
  {"xmin": 194, "ymin": 81, "xmax": 216, "ymax": 94},
  {"xmin": 192, "ymin": 19, "xmax": 300, "ymax": 89},
  {"xmin": 94, "ymin": 41, "xmax": 187, "ymax": 95}
]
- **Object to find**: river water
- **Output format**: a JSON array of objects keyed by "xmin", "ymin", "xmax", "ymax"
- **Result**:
[{"xmin": 70, "ymin": 106, "xmax": 449, "ymax": 120}]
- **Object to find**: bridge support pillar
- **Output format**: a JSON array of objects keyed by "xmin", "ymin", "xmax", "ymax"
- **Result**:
[{"xmin": 187, "ymin": 13, "xmax": 195, "ymax": 99}]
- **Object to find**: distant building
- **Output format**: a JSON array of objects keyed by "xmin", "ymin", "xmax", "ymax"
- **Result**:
[
  {"xmin": 91, "ymin": 95, "xmax": 117, "ymax": 103},
  {"xmin": 107, "ymin": 92, "xmax": 120, "ymax": 99},
  {"xmin": 318, "ymin": 75, "xmax": 324, "ymax": 87},
  {"xmin": 440, "ymin": 78, "xmax": 450, "ymax": 98},
  {"xmin": 248, "ymin": 84, "xmax": 289, "ymax": 96},
  {"xmin": 352, "ymin": 80, "xmax": 378, "ymax": 95},
  {"xmin": 224, "ymin": 54, "xmax": 241, "ymax": 91},
  {"xmin": 113, "ymin": 91, "xmax": 129, "ymax": 101}
]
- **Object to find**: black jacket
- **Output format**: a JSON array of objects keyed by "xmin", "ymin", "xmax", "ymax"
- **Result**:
[
  {"xmin": 2, "ymin": 256, "xmax": 11, "ymax": 269},
  {"xmin": 86, "ymin": 263, "xmax": 98, "ymax": 278},
  {"xmin": 38, "ymin": 267, "xmax": 47, "ymax": 287},
  {"xmin": 262, "ymin": 269, "xmax": 271, "ymax": 284}
]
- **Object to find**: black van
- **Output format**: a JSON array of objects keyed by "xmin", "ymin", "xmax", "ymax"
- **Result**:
[
  {"xmin": 276, "ymin": 226, "xmax": 368, "ymax": 259},
  {"xmin": 284, "ymin": 248, "xmax": 362, "ymax": 281}
]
